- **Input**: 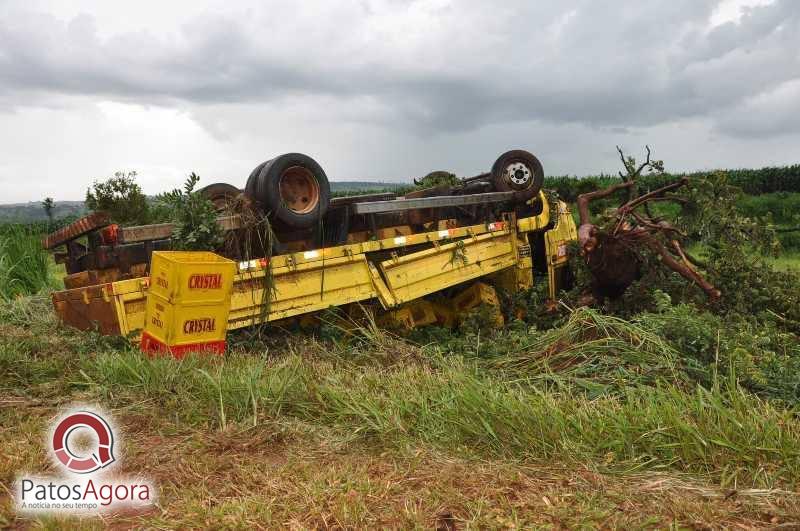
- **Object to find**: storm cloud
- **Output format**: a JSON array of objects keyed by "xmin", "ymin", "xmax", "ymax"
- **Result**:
[{"xmin": 0, "ymin": 0, "xmax": 798, "ymax": 202}]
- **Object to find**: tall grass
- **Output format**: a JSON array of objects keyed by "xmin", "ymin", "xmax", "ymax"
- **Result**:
[
  {"xmin": 80, "ymin": 349, "xmax": 800, "ymax": 487},
  {"xmin": 0, "ymin": 224, "xmax": 57, "ymax": 300},
  {"xmin": 2, "ymin": 294, "xmax": 798, "ymax": 487}
]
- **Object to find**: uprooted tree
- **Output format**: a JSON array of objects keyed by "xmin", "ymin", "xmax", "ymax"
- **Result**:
[{"xmin": 576, "ymin": 146, "xmax": 721, "ymax": 303}]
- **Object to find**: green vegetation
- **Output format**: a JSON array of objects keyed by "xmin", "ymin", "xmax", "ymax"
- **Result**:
[
  {"xmin": 0, "ymin": 200, "xmax": 86, "ymax": 222},
  {"xmin": 85, "ymin": 170, "xmax": 151, "ymax": 225},
  {"xmin": 414, "ymin": 170, "xmax": 459, "ymax": 189},
  {"xmin": 0, "ymin": 225, "xmax": 59, "ymax": 300},
  {"xmin": 545, "ymin": 163, "xmax": 800, "ymax": 202},
  {"xmin": 2, "ymin": 294, "xmax": 799, "ymax": 527},
  {"xmin": 1, "ymin": 163, "xmax": 799, "ymax": 527},
  {"xmin": 156, "ymin": 172, "xmax": 224, "ymax": 251}
]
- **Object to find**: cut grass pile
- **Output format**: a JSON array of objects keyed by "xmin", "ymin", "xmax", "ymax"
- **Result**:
[{"xmin": 493, "ymin": 307, "xmax": 681, "ymax": 394}]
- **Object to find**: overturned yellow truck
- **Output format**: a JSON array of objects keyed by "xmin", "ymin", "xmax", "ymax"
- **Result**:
[{"xmin": 46, "ymin": 150, "xmax": 577, "ymax": 355}]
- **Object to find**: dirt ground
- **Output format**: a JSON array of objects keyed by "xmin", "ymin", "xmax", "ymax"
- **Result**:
[{"xmin": 1, "ymin": 406, "xmax": 797, "ymax": 529}]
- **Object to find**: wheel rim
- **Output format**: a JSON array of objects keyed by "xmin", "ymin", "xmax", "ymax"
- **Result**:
[
  {"xmin": 502, "ymin": 161, "xmax": 533, "ymax": 189},
  {"xmin": 279, "ymin": 166, "xmax": 320, "ymax": 214}
]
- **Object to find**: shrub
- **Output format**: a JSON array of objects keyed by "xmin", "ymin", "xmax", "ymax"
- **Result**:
[
  {"xmin": 85, "ymin": 171, "xmax": 150, "ymax": 225},
  {"xmin": 638, "ymin": 302, "xmax": 800, "ymax": 405},
  {"xmin": 157, "ymin": 173, "xmax": 224, "ymax": 251},
  {"xmin": 414, "ymin": 170, "xmax": 459, "ymax": 189}
]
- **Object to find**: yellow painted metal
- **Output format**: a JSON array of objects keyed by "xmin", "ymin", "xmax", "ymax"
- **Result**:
[
  {"xmin": 380, "ymin": 299, "xmax": 455, "ymax": 330},
  {"xmin": 251, "ymin": 191, "xmax": 550, "ymax": 271},
  {"xmin": 516, "ymin": 192, "xmax": 552, "ymax": 234},
  {"xmin": 451, "ymin": 282, "xmax": 504, "ymax": 327},
  {"xmin": 379, "ymin": 230, "xmax": 517, "ymax": 305},
  {"xmin": 142, "ymin": 252, "xmax": 236, "ymax": 347},
  {"xmin": 149, "ymin": 251, "xmax": 236, "ymax": 304},
  {"xmin": 380, "ymin": 300, "xmax": 439, "ymax": 330},
  {"xmin": 98, "ymin": 193, "xmax": 575, "ymax": 339},
  {"xmin": 228, "ymin": 254, "xmax": 376, "ymax": 329},
  {"xmin": 368, "ymin": 263, "xmax": 397, "ymax": 309},
  {"xmin": 544, "ymin": 201, "xmax": 578, "ymax": 299}
]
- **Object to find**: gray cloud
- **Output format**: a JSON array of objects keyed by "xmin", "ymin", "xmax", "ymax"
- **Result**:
[
  {"xmin": 0, "ymin": 0, "xmax": 798, "ymax": 137},
  {"xmin": 1, "ymin": 0, "xmax": 799, "ymax": 203}
]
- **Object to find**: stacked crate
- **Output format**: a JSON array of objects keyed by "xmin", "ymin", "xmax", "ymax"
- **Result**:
[{"xmin": 141, "ymin": 251, "xmax": 236, "ymax": 358}]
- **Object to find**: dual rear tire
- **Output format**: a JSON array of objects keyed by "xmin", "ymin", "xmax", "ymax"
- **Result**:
[
  {"xmin": 245, "ymin": 153, "xmax": 331, "ymax": 229},
  {"xmin": 243, "ymin": 149, "xmax": 543, "ymax": 230}
]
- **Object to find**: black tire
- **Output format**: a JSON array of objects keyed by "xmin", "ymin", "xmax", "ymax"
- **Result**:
[
  {"xmin": 244, "ymin": 160, "xmax": 269, "ymax": 200},
  {"xmin": 245, "ymin": 153, "xmax": 330, "ymax": 229},
  {"xmin": 491, "ymin": 150, "xmax": 544, "ymax": 194},
  {"xmin": 200, "ymin": 183, "xmax": 241, "ymax": 212}
]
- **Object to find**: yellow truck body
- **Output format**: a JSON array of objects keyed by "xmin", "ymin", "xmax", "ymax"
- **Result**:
[{"xmin": 52, "ymin": 193, "xmax": 578, "ymax": 343}]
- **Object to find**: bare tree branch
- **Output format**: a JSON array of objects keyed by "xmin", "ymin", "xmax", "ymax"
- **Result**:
[
  {"xmin": 619, "ymin": 178, "xmax": 688, "ymax": 213},
  {"xmin": 577, "ymin": 181, "xmax": 636, "ymax": 226}
]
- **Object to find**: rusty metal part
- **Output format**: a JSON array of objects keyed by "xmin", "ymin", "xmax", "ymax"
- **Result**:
[
  {"xmin": 200, "ymin": 183, "xmax": 241, "ymax": 212},
  {"xmin": 63, "ymin": 264, "xmax": 148, "ymax": 290},
  {"xmin": 118, "ymin": 215, "xmax": 244, "ymax": 244},
  {"xmin": 352, "ymin": 182, "xmax": 541, "ymax": 215},
  {"xmin": 42, "ymin": 211, "xmax": 111, "ymax": 249},
  {"xmin": 91, "ymin": 239, "xmax": 172, "ymax": 270},
  {"xmin": 51, "ymin": 283, "xmax": 123, "ymax": 335},
  {"xmin": 461, "ymin": 171, "xmax": 491, "ymax": 183},
  {"xmin": 280, "ymin": 166, "xmax": 321, "ymax": 214}
]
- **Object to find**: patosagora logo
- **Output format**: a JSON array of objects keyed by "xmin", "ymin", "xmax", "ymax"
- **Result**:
[
  {"xmin": 15, "ymin": 407, "xmax": 155, "ymax": 514},
  {"xmin": 51, "ymin": 411, "xmax": 115, "ymax": 473}
]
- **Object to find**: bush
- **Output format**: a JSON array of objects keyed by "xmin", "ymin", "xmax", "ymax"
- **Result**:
[
  {"xmin": 85, "ymin": 171, "xmax": 150, "ymax": 225},
  {"xmin": 704, "ymin": 242, "xmax": 800, "ymax": 331},
  {"xmin": 638, "ymin": 302, "xmax": 800, "ymax": 405},
  {"xmin": 157, "ymin": 173, "xmax": 224, "ymax": 251},
  {"xmin": 414, "ymin": 170, "xmax": 459, "ymax": 189}
]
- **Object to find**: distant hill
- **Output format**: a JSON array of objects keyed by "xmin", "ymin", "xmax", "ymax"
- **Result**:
[
  {"xmin": 0, "ymin": 182, "xmax": 409, "ymax": 222},
  {"xmin": 0, "ymin": 200, "xmax": 87, "ymax": 222}
]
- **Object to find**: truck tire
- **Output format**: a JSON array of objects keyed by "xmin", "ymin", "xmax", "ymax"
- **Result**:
[
  {"xmin": 491, "ymin": 150, "xmax": 544, "ymax": 194},
  {"xmin": 245, "ymin": 153, "xmax": 330, "ymax": 229},
  {"xmin": 200, "ymin": 183, "xmax": 241, "ymax": 212}
]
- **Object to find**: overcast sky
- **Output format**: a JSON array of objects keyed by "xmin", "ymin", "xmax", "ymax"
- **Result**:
[{"xmin": 1, "ymin": 0, "xmax": 798, "ymax": 203}]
